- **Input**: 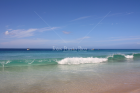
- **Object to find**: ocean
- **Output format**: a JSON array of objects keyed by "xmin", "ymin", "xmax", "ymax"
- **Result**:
[{"xmin": 0, "ymin": 49, "xmax": 140, "ymax": 93}]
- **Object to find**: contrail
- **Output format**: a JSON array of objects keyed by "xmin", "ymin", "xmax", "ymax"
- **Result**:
[
  {"xmin": 34, "ymin": 11, "xmax": 67, "ymax": 44},
  {"xmin": 78, "ymin": 11, "xmax": 111, "ymax": 44}
]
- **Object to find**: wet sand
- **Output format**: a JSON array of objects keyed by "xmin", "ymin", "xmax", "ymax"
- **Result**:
[
  {"xmin": 1, "ymin": 62, "xmax": 140, "ymax": 93},
  {"xmin": 0, "ymin": 75, "xmax": 140, "ymax": 93},
  {"xmin": 131, "ymin": 89, "xmax": 140, "ymax": 93}
]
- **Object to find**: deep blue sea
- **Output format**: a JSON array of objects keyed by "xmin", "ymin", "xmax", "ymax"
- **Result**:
[{"xmin": 0, "ymin": 49, "xmax": 140, "ymax": 93}]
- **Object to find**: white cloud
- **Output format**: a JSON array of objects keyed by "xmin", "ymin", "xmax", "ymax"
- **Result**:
[
  {"xmin": 62, "ymin": 31, "xmax": 70, "ymax": 34},
  {"xmin": 5, "ymin": 28, "xmax": 37, "ymax": 38},
  {"xmin": 4, "ymin": 27, "xmax": 59, "ymax": 38},
  {"xmin": 39, "ymin": 27, "xmax": 58, "ymax": 32},
  {"xmin": 5, "ymin": 31, "xmax": 9, "ymax": 35},
  {"xmin": 71, "ymin": 16, "xmax": 90, "ymax": 21}
]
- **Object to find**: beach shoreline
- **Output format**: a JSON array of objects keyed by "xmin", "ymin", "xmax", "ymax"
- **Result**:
[{"xmin": 0, "ymin": 49, "xmax": 140, "ymax": 93}]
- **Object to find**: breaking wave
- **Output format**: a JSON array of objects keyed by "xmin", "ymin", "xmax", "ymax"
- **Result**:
[
  {"xmin": 57, "ymin": 57, "xmax": 108, "ymax": 64},
  {"xmin": 57, "ymin": 53, "xmax": 139, "ymax": 65},
  {"xmin": 0, "ymin": 53, "xmax": 140, "ymax": 66}
]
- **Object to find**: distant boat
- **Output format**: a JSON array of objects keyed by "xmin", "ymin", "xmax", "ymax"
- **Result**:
[
  {"xmin": 27, "ymin": 48, "xmax": 30, "ymax": 50},
  {"xmin": 92, "ymin": 48, "xmax": 94, "ymax": 50}
]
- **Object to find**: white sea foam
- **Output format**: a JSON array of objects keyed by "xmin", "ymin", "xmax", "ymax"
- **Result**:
[
  {"xmin": 107, "ymin": 54, "xmax": 134, "ymax": 59},
  {"xmin": 25, "ymin": 59, "xmax": 35, "ymax": 64},
  {"xmin": 0, "ymin": 60, "xmax": 11, "ymax": 67},
  {"xmin": 38, "ymin": 60, "xmax": 43, "ymax": 62},
  {"xmin": 124, "ymin": 55, "xmax": 134, "ymax": 58},
  {"xmin": 57, "ymin": 57, "xmax": 108, "ymax": 65}
]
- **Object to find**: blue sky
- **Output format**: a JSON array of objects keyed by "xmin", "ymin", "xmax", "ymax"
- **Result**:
[{"xmin": 0, "ymin": 0, "xmax": 140, "ymax": 49}]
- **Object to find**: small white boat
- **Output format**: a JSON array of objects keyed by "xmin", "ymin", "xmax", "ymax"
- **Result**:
[{"xmin": 27, "ymin": 48, "xmax": 30, "ymax": 50}]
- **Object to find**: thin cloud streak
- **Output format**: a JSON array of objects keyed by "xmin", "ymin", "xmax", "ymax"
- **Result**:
[
  {"xmin": 71, "ymin": 16, "xmax": 90, "ymax": 21},
  {"xmin": 126, "ymin": 12, "xmax": 134, "ymax": 15},
  {"xmin": 96, "ymin": 12, "xmax": 134, "ymax": 19},
  {"xmin": 108, "ymin": 12, "xmax": 133, "ymax": 17},
  {"xmin": 4, "ymin": 27, "xmax": 59, "ymax": 38},
  {"xmin": 34, "ymin": 11, "xmax": 67, "ymax": 44},
  {"xmin": 94, "ymin": 37, "xmax": 140, "ymax": 42},
  {"xmin": 0, "ymin": 39, "xmax": 64, "ymax": 47},
  {"xmin": 1, "ymin": 39, "xmax": 48, "ymax": 45},
  {"xmin": 78, "ymin": 36, "xmax": 90, "ymax": 40},
  {"xmin": 62, "ymin": 31, "xmax": 71, "ymax": 34},
  {"xmin": 78, "ymin": 11, "xmax": 111, "ymax": 44}
]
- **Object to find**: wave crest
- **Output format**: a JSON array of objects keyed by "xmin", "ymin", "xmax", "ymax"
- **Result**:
[
  {"xmin": 124, "ymin": 55, "xmax": 133, "ymax": 58},
  {"xmin": 57, "ymin": 53, "xmax": 137, "ymax": 65},
  {"xmin": 57, "ymin": 57, "xmax": 108, "ymax": 64}
]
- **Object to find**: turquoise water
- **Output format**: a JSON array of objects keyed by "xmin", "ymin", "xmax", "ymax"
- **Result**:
[
  {"xmin": 0, "ymin": 49, "xmax": 140, "ymax": 93},
  {"xmin": 0, "ymin": 49, "xmax": 140, "ymax": 66}
]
